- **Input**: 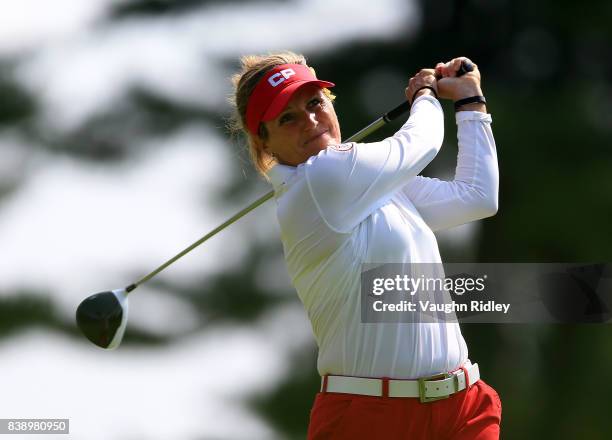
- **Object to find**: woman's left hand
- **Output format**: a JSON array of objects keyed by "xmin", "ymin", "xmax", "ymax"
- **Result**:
[{"xmin": 435, "ymin": 57, "xmax": 483, "ymax": 101}]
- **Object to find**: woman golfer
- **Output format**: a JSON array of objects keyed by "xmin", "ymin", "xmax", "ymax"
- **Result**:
[{"xmin": 230, "ymin": 52, "xmax": 501, "ymax": 439}]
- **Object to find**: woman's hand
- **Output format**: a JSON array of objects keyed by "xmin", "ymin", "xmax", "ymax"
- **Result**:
[
  {"xmin": 405, "ymin": 68, "xmax": 438, "ymax": 104},
  {"xmin": 435, "ymin": 57, "xmax": 486, "ymax": 112},
  {"xmin": 435, "ymin": 57, "xmax": 483, "ymax": 101}
]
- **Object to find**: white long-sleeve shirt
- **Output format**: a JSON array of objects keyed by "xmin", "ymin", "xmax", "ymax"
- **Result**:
[{"xmin": 267, "ymin": 95, "xmax": 498, "ymax": 379}]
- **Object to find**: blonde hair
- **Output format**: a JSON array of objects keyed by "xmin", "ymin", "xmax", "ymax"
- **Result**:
[{"xmin": 228, "ymin": 51, "xmax": 335, "ymax": 177}]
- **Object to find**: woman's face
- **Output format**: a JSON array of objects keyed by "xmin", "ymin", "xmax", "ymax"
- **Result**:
[{"xmin": 257, "ymin": 83, "xmax": 341, "ymax": 167}]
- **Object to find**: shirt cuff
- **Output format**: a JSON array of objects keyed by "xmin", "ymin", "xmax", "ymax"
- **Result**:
[
  {"xmin": 410, "ymin": 94, "xmax": 442, "ymax": 114},
  {"xmin": 455, "ymin": 111, "xmax": 492, "ymax": 124}
]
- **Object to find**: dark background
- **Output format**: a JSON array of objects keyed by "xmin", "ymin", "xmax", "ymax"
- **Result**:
[{"xmin": 1, "ymin": 0, "xmax": 611, "ymax": 438}]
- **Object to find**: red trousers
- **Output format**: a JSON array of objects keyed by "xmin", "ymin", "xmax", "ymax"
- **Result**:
[{"xmin": 307, "ymin": 379, "xmax": 502, "ymax": 440}]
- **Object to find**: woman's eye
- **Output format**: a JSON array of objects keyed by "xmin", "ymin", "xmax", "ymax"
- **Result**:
[
  {"xmin": 279, "ymin": 114, "xmax": 293, "ymax": 125},
  {"xmin": 309, "ymin": 98, "xmax": 322, "ymax": 107}
]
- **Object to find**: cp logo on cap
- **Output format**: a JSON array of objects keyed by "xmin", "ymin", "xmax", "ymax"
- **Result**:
[{"xmin": 268, "ymin": 68, "xmax": 296, "ymax": 87}]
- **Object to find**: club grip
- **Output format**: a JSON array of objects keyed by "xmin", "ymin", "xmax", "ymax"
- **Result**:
[
  {"xmin": 384, "ymin": 101, "xmax": 411, "ymax": 122},
  {"xmin": 455, "ymin": 59, "xmax": 474, "ymax": 78},
  {"xmin": 384, "ymin": 59, "xmax": 474, "ymax": 122}
]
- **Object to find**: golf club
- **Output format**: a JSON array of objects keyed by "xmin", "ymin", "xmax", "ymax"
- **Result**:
[{"xmin": 76, "ymin": 61, "xmax": 474, "ymax": 349}]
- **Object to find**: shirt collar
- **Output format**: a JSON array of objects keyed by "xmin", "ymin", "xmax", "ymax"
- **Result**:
[{"xmin": 267, "ymin": 163, "xmax": 297, "ymax": 194}]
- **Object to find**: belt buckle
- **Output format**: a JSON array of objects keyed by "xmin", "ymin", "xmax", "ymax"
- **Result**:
[{"xmin": 418, "ymin": 372, "xmax": 454, "ymax": 403}]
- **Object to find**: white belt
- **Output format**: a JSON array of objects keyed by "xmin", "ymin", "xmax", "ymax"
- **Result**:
[{"xmin": 321, "ymin": 362, "xmax": 480, "ymax": 403}]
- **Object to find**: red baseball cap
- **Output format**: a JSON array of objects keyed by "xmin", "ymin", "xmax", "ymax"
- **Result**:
[{"xmin": 245, "ymin": 63, "xmax": 335, "ymax": 135}]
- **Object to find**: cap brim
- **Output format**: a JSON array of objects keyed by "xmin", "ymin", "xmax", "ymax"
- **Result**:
[{"xmin": 261, "ymin": 80, "xmax": 335, "ymax": 122}]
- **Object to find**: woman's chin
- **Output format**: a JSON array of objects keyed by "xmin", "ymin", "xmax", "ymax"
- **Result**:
[
  {"xmin": 303, "ymin": 143, "xmax": 325, "ymax": 155},
  {"xmin": 307, "ymin": 135, "xmax": 336, "ymax": 152}
]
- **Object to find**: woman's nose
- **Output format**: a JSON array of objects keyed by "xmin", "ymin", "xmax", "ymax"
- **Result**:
[{"xmin": 302, "ymin": 109, "xmax": 318, "ymax": 127}]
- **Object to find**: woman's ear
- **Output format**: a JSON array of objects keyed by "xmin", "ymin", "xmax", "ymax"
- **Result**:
[
  {"xmin": 252, "ymin": 135, "xmax": 266, "ymax": 152},
  {"xmin": 253, "ymin": 135, "xmax": 273, "ymax": 156}
]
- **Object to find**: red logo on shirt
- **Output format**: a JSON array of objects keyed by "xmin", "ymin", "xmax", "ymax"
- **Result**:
[{"xmin": 330, "ymin": 142, "xmax": 354, "ymax": 152}]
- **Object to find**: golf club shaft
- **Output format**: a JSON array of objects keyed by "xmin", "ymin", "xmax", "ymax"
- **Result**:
[
  {"xmin": 125, "ymin": 61, "xmax": 474, "ymax": 293},
  {"xmin": 125, "ymin": 192, "xmax": 273, "ymax": 292}
]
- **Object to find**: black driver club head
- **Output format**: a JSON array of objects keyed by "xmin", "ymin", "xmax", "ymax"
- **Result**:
[{"xmin": 76, "ymin": 288, "xmax": 128, "ymax": 349}]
